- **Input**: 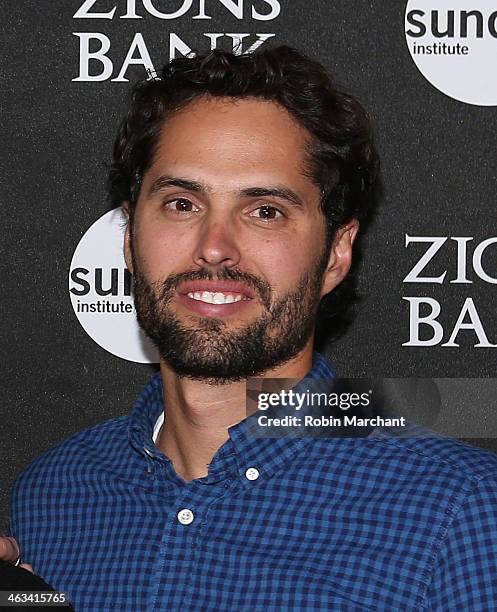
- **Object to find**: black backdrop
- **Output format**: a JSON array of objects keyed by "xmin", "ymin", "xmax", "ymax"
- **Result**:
[{"xmin": 2, "ymin": 0, "xmax": 496, "ymax": 527}]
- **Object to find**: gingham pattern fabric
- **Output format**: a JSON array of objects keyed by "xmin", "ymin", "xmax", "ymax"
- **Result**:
[{"xmin": 9, "ymin": 352, "xmax": 497, "ymax": 611}]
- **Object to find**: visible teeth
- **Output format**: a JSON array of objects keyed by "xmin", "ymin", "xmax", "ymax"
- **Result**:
[{"xmin": 186, "ymin": 291, "xmax": 247, "ymax": 304}]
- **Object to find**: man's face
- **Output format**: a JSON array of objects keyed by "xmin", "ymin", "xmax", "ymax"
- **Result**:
[{"xmin": 124, "ymin": 96, "xmax": 355, "ymax": 383}]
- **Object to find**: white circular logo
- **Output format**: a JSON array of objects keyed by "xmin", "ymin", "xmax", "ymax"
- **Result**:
[
  {"xmin": 405, "ymin": 1, "xmax": 497, "ymax": 106},
  {"xmin": 69, "ymin": 208, "xmax": 159, "ymax": 363}
]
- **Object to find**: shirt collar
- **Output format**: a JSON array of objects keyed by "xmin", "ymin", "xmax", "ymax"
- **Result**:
[{"xmin": 128, "ymin": 351, "xmax": 336, "ymax": 485}]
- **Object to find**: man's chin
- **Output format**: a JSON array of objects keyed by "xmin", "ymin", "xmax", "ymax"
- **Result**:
[
  {"xmin": 170, "ymin": 308, "xmax": 267, "ymax": 340},
  {"xmin": 161, "ymin": 352, "xmax": 263, "ymax": 385}
]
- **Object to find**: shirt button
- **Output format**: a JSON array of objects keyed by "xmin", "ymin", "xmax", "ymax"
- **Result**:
[
  {"xmin": 177, "ymin": 508, "xmax": 194, "ymax": 525},
  {"xmin": 245, "ymin": 467, "xmax": 260, "ymax": 481}
]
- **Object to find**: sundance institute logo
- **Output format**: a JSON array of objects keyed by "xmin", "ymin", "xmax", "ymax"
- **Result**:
[
  {"xmin": 68, "ymin": 209, "xmax": 158, "ymax": 363},
  {"xmin": 405, "ymin": 0, "xmax": 497, "ymax": 105}
]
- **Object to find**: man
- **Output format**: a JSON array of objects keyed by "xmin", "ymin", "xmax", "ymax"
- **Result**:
[{"xmin": 4, "ymin": 46, "xmax": 497, "ymax": 610}]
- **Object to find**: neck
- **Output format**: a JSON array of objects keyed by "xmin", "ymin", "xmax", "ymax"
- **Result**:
[{"xmin": 155, "ymin": 341, "xmax": 315, "ymax": 482}]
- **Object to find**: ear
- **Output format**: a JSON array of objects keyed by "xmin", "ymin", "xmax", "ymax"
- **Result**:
[
  {"xmin": 320, "ymin": 219, "xmax": 359, "ymax": 297},
  {"xmin": 121, "ymin": 201, "xmax": 133, "ymax": 274}
]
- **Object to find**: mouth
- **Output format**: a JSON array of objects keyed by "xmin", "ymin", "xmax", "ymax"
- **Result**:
[{"xmin": 176, "ymin": 281, "xmax": 256, "ymax": 317}]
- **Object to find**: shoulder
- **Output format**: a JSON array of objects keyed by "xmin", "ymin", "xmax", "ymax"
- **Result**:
[
  {"xmin": 314, "ymin": 428, "xmax": 497, "ymax": 480},
  {"xmin": 304, "ymin": 431, "xmax": 497, "ymax": 512},
  {"xmin": 310, "ymin": 428, "xmax": 497, "ymax": 472},
  {"xmin": 370, "ymin": 430, "xmax": 497, "ymax": 481},
  {"xmin": 11, "ymin": 416, "xmax": 130, "ymax": 499}
]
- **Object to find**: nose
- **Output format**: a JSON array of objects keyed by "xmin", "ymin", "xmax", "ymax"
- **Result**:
[{"xmin": 192, "ymin": 216, "xmax": 242, "ymax": 271}]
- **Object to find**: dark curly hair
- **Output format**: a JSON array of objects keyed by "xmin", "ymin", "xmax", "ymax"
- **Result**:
[{"xmin": 107, "ymin": 45, "xmax": 380, "ymax": 344}]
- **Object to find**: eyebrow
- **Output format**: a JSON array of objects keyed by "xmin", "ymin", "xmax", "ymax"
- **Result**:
[
  {"xmin": 148, "ymin": 176, "xmax": 207, "ymax": 197},
  {"xmin": 240, "ymin": 187, "xmax": 303, "ymax": 207},
  {"xmin": 148, "ymin": 175, "xmax": 304, "ymax": 207}
]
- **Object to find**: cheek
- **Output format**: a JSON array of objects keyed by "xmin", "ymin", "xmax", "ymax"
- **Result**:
[
  {"xmin": 264, "ymin": 224, "xmax": 326, "ymax": 292},
  {"xmin": 133, "ymin": 221, "xmax": 194, "ymax": 278},
  {"xmin": 246, "ymin": 235, "xmax": 311, "ymax": 292}
]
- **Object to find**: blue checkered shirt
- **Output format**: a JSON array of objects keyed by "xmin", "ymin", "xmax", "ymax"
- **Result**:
[{"xmin": 9, "ymin": 353, "xmax": 497, "ymax": 610}]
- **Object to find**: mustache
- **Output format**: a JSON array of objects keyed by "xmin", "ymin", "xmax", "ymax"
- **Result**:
[{"xmin": 155, "ymin": 267, "xmax": 273, "ymax": 310}]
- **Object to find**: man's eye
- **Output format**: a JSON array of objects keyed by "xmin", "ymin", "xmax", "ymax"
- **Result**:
[
  {"xmin": 164, "ymin": 198, "xmax": 198, "ymax": 213},
  {"xmin": 250, "ymin": 205, "xmax": 284, "ymax": 220}
]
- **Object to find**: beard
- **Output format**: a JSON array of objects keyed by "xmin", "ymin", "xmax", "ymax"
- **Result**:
[{"xmin": 131, "ymin": 249, "xmax": 329, "ymax": 385}]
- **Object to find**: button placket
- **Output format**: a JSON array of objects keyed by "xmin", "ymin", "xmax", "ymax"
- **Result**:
[
  {"xmin": 175, "ymin": 479, "xmax": 241, "ymax": 611},
  {"xmin": 150, "ymin": 488, "xmax": 207, "ymax": 610}
]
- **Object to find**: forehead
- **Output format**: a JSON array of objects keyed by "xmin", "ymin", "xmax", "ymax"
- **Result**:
[{"xmin": 148, "ymin": 96, "xmax": 314, "ymax": 189}]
